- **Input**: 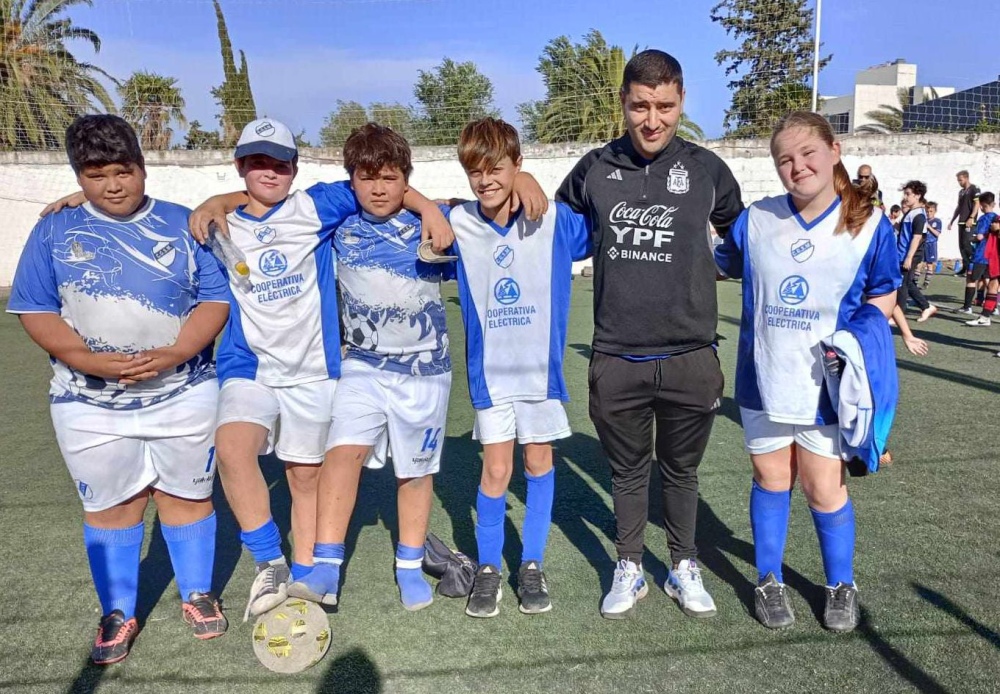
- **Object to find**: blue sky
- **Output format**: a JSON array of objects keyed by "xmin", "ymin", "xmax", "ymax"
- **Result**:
[{"xmin": 68, "ymin": 0, "xmax": 995, "ymax": 142}]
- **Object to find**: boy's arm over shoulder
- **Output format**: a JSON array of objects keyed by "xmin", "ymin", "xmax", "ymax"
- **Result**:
[
  {"xmin": 555, "ymin": 147, "xmax": 603, "ymax": 214},
  {"xmin": 7, "ymin": 215, "xmax": 60, "ymax": 315},
  {"xmin": 689, "ymin": 144, "xmax": 744, "ymax": 237},
  {"xmin": 305, "ymin": 180, "xmax": 359, "ymax": 232},
  {"xmin": 554, "ymin": 201, "xmax": 593, "ymax": 261}
]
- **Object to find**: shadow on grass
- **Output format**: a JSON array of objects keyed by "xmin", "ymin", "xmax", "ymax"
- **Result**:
[
  {"xmin": 897, "ymin": 359, "xmax": 1000, "ymax": 394},
  {"xmin": 856, "ymin": 606, "xmax": 949, "ymax": 694},
  {"xmin": 317, "ymin": 646, "xmax": 382, "ymax": 693},
  {"xmin": 913, "ymin": 582, "xmax": 1000, "ymax": 650}
]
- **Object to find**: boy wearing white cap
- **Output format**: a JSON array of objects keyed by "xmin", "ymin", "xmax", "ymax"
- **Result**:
[{"xmin": 205, "ymin": 118, "xmax": 371, "ymax": 621}]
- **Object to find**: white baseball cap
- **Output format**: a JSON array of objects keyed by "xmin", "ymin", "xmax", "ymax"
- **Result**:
[{"xmin": 234, "ymin": 118, "xmax": 297, "ymax": 161}]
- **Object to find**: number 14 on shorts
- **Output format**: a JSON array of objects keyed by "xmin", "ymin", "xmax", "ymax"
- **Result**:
[{"xmin": 421, "ymin": 428, "xmax": 442, "ymax": 452}]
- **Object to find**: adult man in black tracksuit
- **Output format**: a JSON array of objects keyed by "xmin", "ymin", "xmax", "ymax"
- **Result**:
[
  {"xmin": 948, "ymin": 170, "xmax": 981, "ymax": 274},
  {"xmin": 556, "ymin": 50, "xmax": 743, "ymax": 619}
]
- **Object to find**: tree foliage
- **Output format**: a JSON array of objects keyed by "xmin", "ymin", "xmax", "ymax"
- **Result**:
[
  {"xmin": 710, "ymin": 0, "xmax": 829, "ymax": 138},
  {"xmin": 412, "ymin": 58, "xmax": 498, "ymax": 146},
  {"xmin": 0, "ymin": 0, "xmax": 116, "ymax": 150},
  {"xmin": 518, "ymin": 31, "xmax": 704, "ymax": 144},
  {"xmin": 319, "ymin": 100, "xmax": 417, "ymax": 148},
  {"xmin": 119, "ymin": 71, "xmax": 186, "ymax": 150},
  {"xmin": 210, "ymin": 0, "xmax": 256, "ymax": 146},
  {"xmin": 183, "ymin": 120, "xmax": 223, "ymax": 150}
]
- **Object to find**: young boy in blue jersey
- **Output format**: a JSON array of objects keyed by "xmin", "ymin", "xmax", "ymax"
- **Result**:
[
  {"xmin": 288, "ymin": 123, "xmax": 455, "ymax": 611},
  {"xmin": 958, "ymin": 192, "xmax": 997, "ymax": 316},
  {"xmin": 8, "ymin": 115, "xmax": 231, "ymax": 663},
  {"xmin": 919, "ymin": 202, "xmax": 942, "ymax": 288},
  {"xmin": 447, "ymin": 118, "xmax": 591, "ymax": 617},
  {"xmin": 965, "ymin": 197, "xmax": 1000, "ymax": 326}
]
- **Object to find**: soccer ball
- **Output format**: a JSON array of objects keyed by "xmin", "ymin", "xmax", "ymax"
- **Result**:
[
  {"xmin": 252, "ymin": 598, "xmax": 331, "ymax": 673},
  {"xmin": 346, "ymin": 312, "xmax": 379, "ymax": 350}
]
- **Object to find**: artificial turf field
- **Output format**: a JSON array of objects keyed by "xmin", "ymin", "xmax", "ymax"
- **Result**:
[{"xmin": 1, "ymin": 275, "xmax": 999, "ymax": 694}]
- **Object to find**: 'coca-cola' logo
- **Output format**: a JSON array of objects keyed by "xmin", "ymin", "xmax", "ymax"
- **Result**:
[{"xmin": 609, "ymin": 202, "xmax": 678, "ymax": 230}]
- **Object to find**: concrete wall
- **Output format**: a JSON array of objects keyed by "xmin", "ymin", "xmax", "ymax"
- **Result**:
[{"xmin": 3, "ymin": 133, "xmax": 1000, "ymax": 287}]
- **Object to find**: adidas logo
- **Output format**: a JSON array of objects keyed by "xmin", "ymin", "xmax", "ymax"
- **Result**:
[{"xmin": 606, "ymin": 169, "xmax": 623, "ymax": 181}]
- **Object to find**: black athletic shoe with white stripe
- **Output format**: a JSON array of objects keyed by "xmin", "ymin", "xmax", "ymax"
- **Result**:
[
  {"xmin": 465, "ymin": 565, "xmax": 502, "ymax": 618},
  {"xmin": 823, "ymin": 582, "xmax": 860, "ymax": 632},
  {"xmin": 754, "ymin": 573, "xmax": 795, "ymax": 629},
  {"xmin": 517, "ymin": 561, "xmax": 551, "ymax": 614}
]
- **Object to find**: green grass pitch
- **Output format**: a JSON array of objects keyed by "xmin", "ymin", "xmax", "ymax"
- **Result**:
[{"xmin": 1, "ymin": 276, "xmax": 998, "ymax": 693}]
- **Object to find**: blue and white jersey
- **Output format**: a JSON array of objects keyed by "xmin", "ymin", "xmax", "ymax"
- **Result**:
[
  {"xmin": 925, "ymin": 217, "xmax": 942, "ymax": 246},
  {"xmin": 450, "ymin": 202, "xmax": 591, "ymax": 409},
  {"xmin": 333, "ymin": 208, "xmax": 452, "ymax": 376},
  {"xmin": 7, "ymin": 198, "xmax": 230, "ymax": 409},
  {"xmin": 896, "ymin": 208, "xmax": 926, "ymax": 263},
  {"xmin": 715, "ymin": 194, "xmax": 900, "ymax": 425},
  {"xmin": 215, "ymin": 183, "xmax": 358, "ymax": 386}
]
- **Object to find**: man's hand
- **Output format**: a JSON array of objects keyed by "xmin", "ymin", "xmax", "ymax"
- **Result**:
[
  {"xmin": 40, "ymin": 191, "xmax": 87, "ymax": 217},
  {"xmin": 966, "ymin": 217, "xmax": 977, "ymax": 228},
  {"xmin": 511, "ymin": 172, "xmax": 548, "ymax": 222},
  {"xmin": 902, "ymin": 259, "xmax": 912, "ymax": 272},
  {"xmin": 947, "ymin": 222, "xmax": 953, "ymax": 231}
]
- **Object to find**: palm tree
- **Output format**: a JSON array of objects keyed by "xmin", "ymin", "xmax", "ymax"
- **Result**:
[
  {"xmin": 0, "ymin": 0, "xmax": 116, "ymax": 150},
  {"xmin": 857, "ymin": 87, "xmax": 912, "ymax": 134},
  {"xmin": 536, "ymin": 38, "xmax": 704, "ymax": 143},
  {"xmin": 119, "ymin": 71, "xmax": 186, "ymax": 150}
]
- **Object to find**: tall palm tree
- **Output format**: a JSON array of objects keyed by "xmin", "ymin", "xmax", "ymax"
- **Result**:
[
  {"xmin": 119, "ymin": 71, "xmax": 186, "ymax": 150},
  {"xmin": 857, "ymin": 88, "xmax": 912, "ymax": 134},
  {"xmin": 0, "ymin": 0, "xmax": 116, "ymax": 150}
]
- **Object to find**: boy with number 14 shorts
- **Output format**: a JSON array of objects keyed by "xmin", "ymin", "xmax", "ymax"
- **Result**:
[
  {"xmin": 9, "ymin": 115, "xmax": 231, "ymax": 664},
  {"xmin": 450, "ymin": 118, "xmax": 592, "ymax": 618}
]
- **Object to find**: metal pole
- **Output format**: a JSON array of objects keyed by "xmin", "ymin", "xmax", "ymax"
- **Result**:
[{"xmin": 811, "ymin": 0, "xmax": 823, "ymax": 112}]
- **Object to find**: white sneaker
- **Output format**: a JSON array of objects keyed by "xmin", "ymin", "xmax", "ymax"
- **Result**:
[
  {"xmin": 244, "ymin": 560, "xmax": 289, "ymax": 622},
  {"xmin": 600, "ymin": 559, "xmax": 648, "ymax": 619},
  {"xmin": 965, "ymin": 316, "xmax": 991, "ymax": 326},
  {"xmin": 664, "ymin": 559, "xmax": 717, "ymax": 618}
]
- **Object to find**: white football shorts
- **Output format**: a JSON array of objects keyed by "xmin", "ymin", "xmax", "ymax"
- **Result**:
[
  {"xmin": 216, "ymin": 377, "xmax": 337, "ymax": 464},
  {"xmin": 473, "ymin": 399, "xmax": 571, "ymax": 445},
  {"xmin": 51, "ymin": 380, "xmax": 219, "ymax": 512},
  {"xmin": 327, "ymin": 359, "xmax": 451, "ymax": 478},
  {"xmin": 740, "ymin": 407, "xmax": 841, "ymax": 460}
]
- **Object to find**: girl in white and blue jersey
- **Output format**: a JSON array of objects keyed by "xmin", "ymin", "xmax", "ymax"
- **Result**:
[{"xmin": 715, "ymin": 111, "xmax": 900, "ymax": 633}]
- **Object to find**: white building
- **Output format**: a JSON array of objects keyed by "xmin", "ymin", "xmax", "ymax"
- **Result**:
[{"xmin": 819, "ymin": 59, "xmax": 955, "ymax": 135}]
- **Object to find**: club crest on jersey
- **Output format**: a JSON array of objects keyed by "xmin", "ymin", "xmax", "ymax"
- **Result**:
[
  {"xmin": 779, "ymin": 275, "xmax": 809, "ymax": 305},
  {"xmin": 667, "ymin": 162, "xmax": 689, "ymax": 194},
  {"xmin": 75, "ymin": 479, "xmax": 94, "ymax": 500},
  {"xmin": 254, "ymin": 225, "xmax": 277, "ymax": 244},
  {"xmin": 259, "ymin": 249, "xmax": 288, "ymax": 277},
  {"xmin": 791, "ymin": 238, "xmax": 814, "ymax": 263},
  {"xmin": 494, "ymin": 245, "xmax": 514, "ymax": 268},
  {"xmin": 494, "ymin": 278, "xmax": 521, "ymax": 305},
  {"xmin": 152, "ymin": 241, "xmax": 176, "ymax": 267}
]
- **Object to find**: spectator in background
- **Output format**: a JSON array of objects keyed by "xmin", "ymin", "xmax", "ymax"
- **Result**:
[
  {"xmin": 854, "ymin": 165, "xmax": 884, "ymax": 210},
  {"xmin": 949, "ymin": 170, "xmax": 981, "ymax": 275}
]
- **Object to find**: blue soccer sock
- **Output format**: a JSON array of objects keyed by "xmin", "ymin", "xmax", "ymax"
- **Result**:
[
  {"xmin": 296, "ymin": 542, "xmax": 345, "ymax": 596},
  {"xmin": 475, "ymin": 488, "xmax": 506, "ymax": 570},
  {"xmin": 161, "ymin": 512, "xmax": 216, "ymax": 601},
  {"xmin": 84, "ymin": 522, "xmax": 144, "ymax": 620},
  {"xmin": 290, "ymin": 562, "xmax": 313, "ymax": 582},
  {"xmin": 239, "ymin": 518, "xmax": 283, "ymax": 565},
  {"xmin": 395, "ymin": 543, "xmax": 432, "ymax": 609},
  {"xmin": 521, "ymin": 468, "xmax": 555, "ymax": 566},
  {"xmin": 811, "ymin": 499, "xmax": 856, "ymax": 586},
  {"xmin": 750, "ymin": 481, "xmax": 792, "ymax": 583}
]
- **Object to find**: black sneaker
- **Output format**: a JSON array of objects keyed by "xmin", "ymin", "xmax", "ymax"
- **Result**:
[
  {"xmin": 823, "ymin": 582, "xmax": 860, "ymax": 632},
  {"xmin": 754, "ymin": 573, "xmax": 794, "ymax": 629},
  {"xmin": 182, "ymin": 591, "xmax": 228, "ymax": 640},
  {"xmin": 92, "ymin": 610, "xmax": 139, "ymax": 665},
  {"xmin": 465, "ymin": 564, "xmax": 502, "ymax": 618},
  {"xmin": 517, "ymin": 561, "xmax": 552, "ymax": 614}
]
